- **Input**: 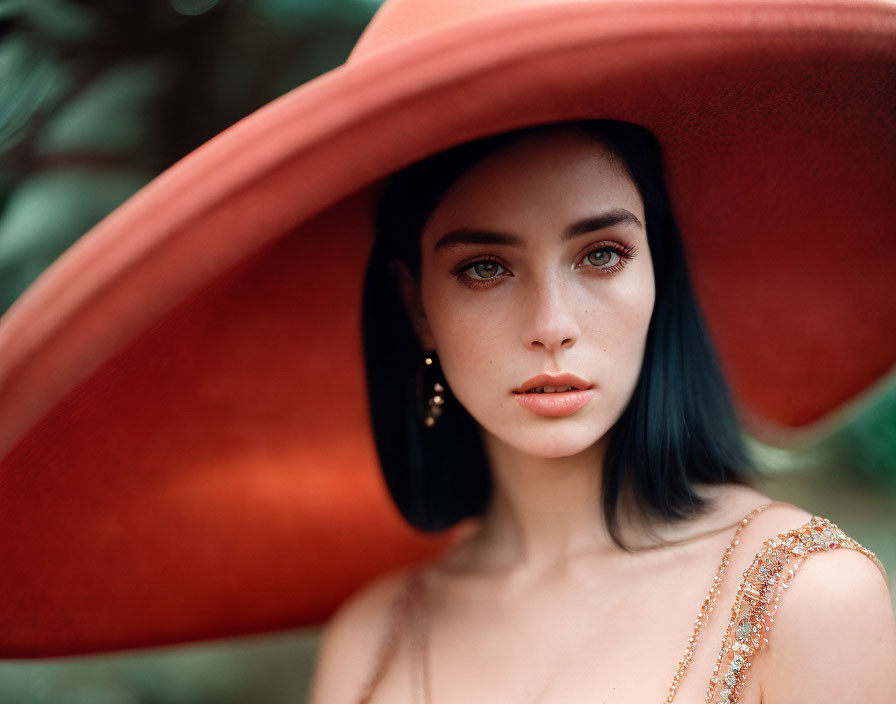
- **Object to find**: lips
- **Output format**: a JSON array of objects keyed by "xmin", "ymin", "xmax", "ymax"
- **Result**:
[
  {"xmin": 514, "ymin": 387, "xmax": 594, "ymax": 416},
  {"xmin": 512, "ymin": 372, "xmax": 594, "ymax": 416},
  {"xmin": 513, "ymin": 372, "xmax": 592, "ymax": 394}
]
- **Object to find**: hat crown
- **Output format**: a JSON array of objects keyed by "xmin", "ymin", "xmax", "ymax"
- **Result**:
[{"xmin": 348, "ymin": 0, "xmax": 576, "ymax": 63}]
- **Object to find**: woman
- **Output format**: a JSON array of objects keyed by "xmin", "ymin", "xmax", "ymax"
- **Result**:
[
  {"xmin": 0, "ymin": 0, "xmax": 893, "ymax": 699},
  {"xmin": 308, "ymin": 116, "xmax": 895, "ymax": 702}
]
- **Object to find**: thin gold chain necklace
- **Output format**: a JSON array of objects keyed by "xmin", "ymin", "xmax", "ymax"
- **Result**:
[{"xmin": 408, "ymin": 502, "xmax": 775, "ymax": 704}]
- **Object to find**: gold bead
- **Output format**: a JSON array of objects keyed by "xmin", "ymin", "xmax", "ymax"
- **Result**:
[
  {"xmin": 423, "ymin": 416, "xmax": 435, "ymax": 427},
  {"xmin": 433, "ymin": 382, "xmax": 444, "ymax": 393},
  {"xmin": 424, "ymin": 357, "xmax": 433, "ymax": 365},
  {"xmin": 432, "ymin": 395, "xmax": 443, "ymax": 405}
]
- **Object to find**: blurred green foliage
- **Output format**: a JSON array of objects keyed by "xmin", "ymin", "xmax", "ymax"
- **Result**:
[
  {"xmin": 0, "ymin": 629, "xmax": 321, "ymax": 703},
  {"xmin": 0, "ymin": 0, "xmax": 380, "ymax": 312},
  {"xmin": 0, "ymin": 0, "xmax": 893, "ymax": 702}
]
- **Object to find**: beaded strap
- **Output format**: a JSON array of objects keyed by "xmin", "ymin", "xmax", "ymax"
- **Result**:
[
  {"xmin": 664, "ymin": 502, "xmax": 776, "ymax": 702},
  {"xmin": 704, "ymin": 516, "xmax": 889, "ymax": 704}
]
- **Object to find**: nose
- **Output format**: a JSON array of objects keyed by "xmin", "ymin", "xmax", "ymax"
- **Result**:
[{"xmin": 521, "ymin": 272, "xmax": 581, "ymax": 353}]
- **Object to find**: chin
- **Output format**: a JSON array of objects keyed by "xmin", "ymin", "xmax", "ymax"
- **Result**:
[
  {"xmin": 519, "ymin": 444, "xmax": 599, "ymax": 460},
  {"xmin": 489, "ymin": 424, "xmax": 608, "ymax": 460}
]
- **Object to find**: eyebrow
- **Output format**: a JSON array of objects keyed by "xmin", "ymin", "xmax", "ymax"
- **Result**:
[{"xmin": 432, "ymin": 208, "xmax": 643, "ymax": 253}]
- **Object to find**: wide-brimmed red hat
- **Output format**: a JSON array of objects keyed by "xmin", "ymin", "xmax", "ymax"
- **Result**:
[{"xmin": 1, "ymin": 0, "xmax": 894, "ymax": 657}]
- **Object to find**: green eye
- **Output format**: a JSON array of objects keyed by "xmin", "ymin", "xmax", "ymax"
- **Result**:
[
  {"xmin": 586, "ymin": 249, "xmax": 617, "ymax": 267},
  {"xmin": 470, "ymin": 261, "xmax": 503, "ymax": 278}
]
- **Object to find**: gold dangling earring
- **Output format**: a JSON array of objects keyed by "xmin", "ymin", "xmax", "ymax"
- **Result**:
[{"xmin": 422, "ymin": 355, "xmax": 446, "ymax": 428}]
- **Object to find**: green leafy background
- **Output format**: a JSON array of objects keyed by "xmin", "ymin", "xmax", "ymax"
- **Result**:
[{"xmin": 0, "ymin": 1, "xmax": 893, "ymax": 701}]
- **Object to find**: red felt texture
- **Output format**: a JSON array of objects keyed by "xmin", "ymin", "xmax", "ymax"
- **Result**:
[{"xmin": 0, "ymin": 200, "xmax": 463, "ymax": 656}]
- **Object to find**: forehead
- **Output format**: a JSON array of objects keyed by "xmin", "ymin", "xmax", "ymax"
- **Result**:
[{"xmin": 421, "ymin": 128, "xmax": 644, "ymax": 245}]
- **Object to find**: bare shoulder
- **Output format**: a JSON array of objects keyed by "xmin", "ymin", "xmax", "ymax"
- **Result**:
[
  {"xmin": 307, "ymin": 565, "xmax": 415, "ymax": 704},
  {"xmin": 755, "ymin": 515, "xmax": 896, "ymax": 703},
  {"xmin": 746, "ymin": 499, "xmax": 813, "ymax": 540},
  {"xmin": 693, "ymin": 483, "xmax": 811, "ymax": 539}
]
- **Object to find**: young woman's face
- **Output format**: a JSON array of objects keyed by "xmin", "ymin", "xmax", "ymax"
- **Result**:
[{"xmin": 408, "ymin": 128, "xmax": 655, "ymax": 458}]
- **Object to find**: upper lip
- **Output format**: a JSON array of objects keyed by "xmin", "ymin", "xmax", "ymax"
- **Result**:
[{"xmin": 513, "ymin": 373, "xmax": 592, "ymax": 393}]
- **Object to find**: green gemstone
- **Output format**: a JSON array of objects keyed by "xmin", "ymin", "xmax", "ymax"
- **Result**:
[{"xmin": 737, "ymin": 621, "xmax": 753, "ymax": 638}]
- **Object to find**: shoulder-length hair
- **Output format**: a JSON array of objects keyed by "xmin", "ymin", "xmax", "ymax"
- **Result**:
[{"xmin": 361, "ymin": 119, "xmax": 760, "ymax": 551}]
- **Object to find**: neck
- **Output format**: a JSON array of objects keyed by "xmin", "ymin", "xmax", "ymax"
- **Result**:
[{"xmin": 466, "ymin": 429, "xmax": 620, "ymax": 578}]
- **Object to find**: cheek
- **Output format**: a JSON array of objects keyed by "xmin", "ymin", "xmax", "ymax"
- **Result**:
[
  {"xmin": 606, "ymin": 275, "xmax": 654, "ymax": 342},
  {"xmin": 581, "ymin": 270, "xmax": 655, "ymax": 378},
  {"xmin": 420, "ymin": 283, "xmax": 512, "ymax": 404},
  {"xmin": 617, "ymin": 280, "xmax": 655, "ymax": 387},
  {"xmin": 426, "ymin": 299, "xmax": 507, "ymax": 382}
]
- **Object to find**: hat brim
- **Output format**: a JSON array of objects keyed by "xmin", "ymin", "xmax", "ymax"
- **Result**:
[{"xmin": 0, "ymin": 0, "xmax": 894, "ymax": 655}]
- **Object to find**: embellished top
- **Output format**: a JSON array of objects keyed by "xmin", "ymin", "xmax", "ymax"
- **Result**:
[{"xmin": 354, "ymin": 507, "xmax": 889, "ymax": 704}]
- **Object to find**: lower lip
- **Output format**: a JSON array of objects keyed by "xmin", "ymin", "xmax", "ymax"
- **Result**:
[{"xmin": 513, "ymin": 389, "xmax": 594, "ymax": 417}]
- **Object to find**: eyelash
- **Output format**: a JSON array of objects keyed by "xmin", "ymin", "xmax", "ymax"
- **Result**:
[{"xmin": 450, "ymin": 242, "xmax": 637, "ymax": 289}]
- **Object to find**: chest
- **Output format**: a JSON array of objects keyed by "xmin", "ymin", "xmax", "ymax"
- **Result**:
[{"xmin": 367, "ymin": 564, "xmax": 765, "ymax": 704}]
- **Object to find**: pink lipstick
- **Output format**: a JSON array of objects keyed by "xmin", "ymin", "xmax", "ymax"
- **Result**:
[
  {"xmin": 512, "ymin": 372, "xmax": 594, "ymax": 417},
  {"xmin": 514, "ymin": 388, "xmax": 594, "ymax": 416}
]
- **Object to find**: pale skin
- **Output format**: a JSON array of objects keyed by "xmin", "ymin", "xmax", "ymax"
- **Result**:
[{"xmin": 309, "ymin": 127, "xmax": 896, "ymax": 703}]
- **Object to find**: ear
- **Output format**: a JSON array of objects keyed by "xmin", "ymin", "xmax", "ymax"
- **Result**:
[{"xmin": 389, "ymin": 259, "xmax": 436, "ymax": 350}]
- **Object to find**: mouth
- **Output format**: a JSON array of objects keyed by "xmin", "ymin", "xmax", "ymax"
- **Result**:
[
  {"xmin": 513, "ymin": 372, "xmax": 592, "ymax": 395},
  {"xmin": 511, "ymin": 372, "xmax": 594, "ymax": 416}
]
